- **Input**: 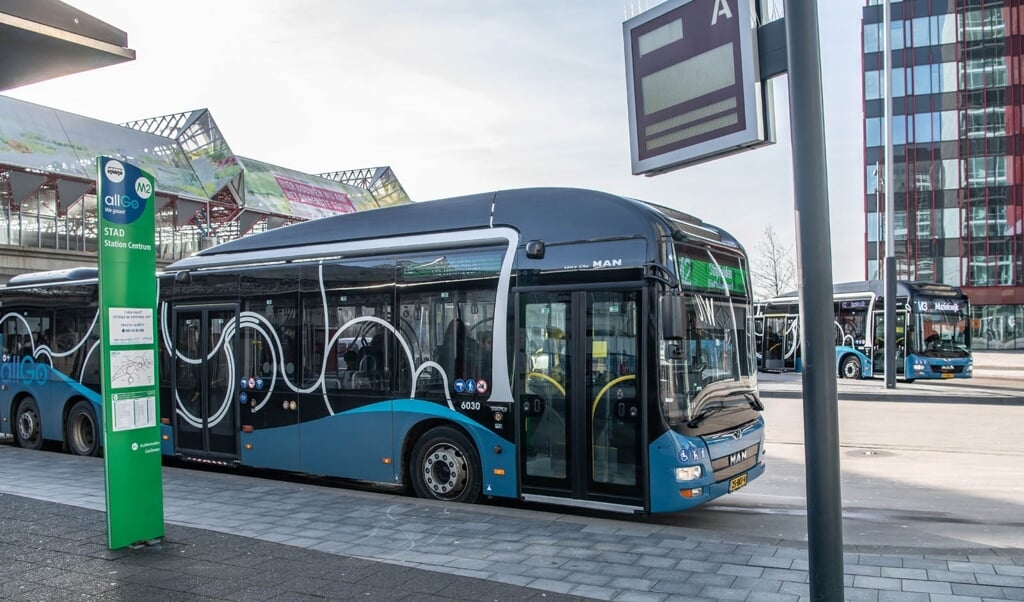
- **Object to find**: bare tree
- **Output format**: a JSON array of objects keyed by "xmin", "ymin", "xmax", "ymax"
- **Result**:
[{"xmin": 753, "ymin": 224, "xmax": 796, "ymax": 300}]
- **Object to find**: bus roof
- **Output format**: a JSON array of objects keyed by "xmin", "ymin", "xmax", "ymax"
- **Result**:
[
  {"xmin": 5, "ymin": 267, "xmax": 99, "ymax": 286},
  {"xmin": 833, "ymin": 280, "xmax": 967, "ymax": 299},
  {"xmin": 771, "ymin": 279, "xmax": 969, "ymax": 303},
  {"xmin": 178, "ymin": 188, "xmax": 742, "ymax": 265}
]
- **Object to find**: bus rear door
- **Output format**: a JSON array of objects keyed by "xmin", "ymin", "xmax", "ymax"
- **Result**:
[
  {"xmin": 171, "ymin": 305, "xmax": 241, "ymax": 463},
  {"xmin": 517, "ymin": 289, "xmax": 645, "ymax": 512}
]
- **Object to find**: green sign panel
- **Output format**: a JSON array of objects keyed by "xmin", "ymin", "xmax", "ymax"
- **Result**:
[
  {"xmin": 97, "ymin": 156, "xmax": 164, "ymax": 549},
  {"xmin": 678, "ymin": 255, "xmax": 748, "ymax": 295}
]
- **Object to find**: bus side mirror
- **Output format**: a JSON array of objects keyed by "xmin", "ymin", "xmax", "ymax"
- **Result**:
[{"xmin": 661, "ymin": 293, "xmax": 687, "ymax": 340}]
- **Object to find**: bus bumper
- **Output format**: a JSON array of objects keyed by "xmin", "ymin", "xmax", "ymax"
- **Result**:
[
  {"xmin": 648, "ymin": 417, "xmax": 765, "ymax": 513},
  {"xmin": 906, "ymin": 355, "xmax": 973, "ymax": 379}
]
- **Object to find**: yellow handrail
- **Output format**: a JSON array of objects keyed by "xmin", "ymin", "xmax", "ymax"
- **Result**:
[
  {"xmin": 525, "ymin": 371, "xmax": 566, "ymax": 397},
  {"xmin": 591, "ymin": 374, "xmax": 636, "ymax": 419}
]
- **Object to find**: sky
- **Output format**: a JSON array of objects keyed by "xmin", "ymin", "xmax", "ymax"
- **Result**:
[{"xmin": 5, "ymin": 0, "xmax": 866, "ymax": 282}]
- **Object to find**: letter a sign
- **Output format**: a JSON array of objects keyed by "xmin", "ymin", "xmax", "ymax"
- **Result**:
[
  {"xmin": 711, "ymin": 0, "xmax": 733, "ymax": 25},
  {"xmin": 623, "ymin": 0, "xmax": 773, "ymax": 175}
]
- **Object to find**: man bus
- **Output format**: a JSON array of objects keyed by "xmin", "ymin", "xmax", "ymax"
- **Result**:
[
  {"xmin": 1, "ymin": 188, "xmax": 764, "ymax": 514},
  {"xmin": 755, "ymin": 280, "xmax": 972, "ymax": 382}
]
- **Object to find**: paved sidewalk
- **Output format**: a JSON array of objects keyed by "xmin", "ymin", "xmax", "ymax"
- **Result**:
[
  {"xmin": 756, "ymin": 351, "xmax": 1024, "ymax": 394},
  {"xmin": 757, "ymin": 369, "xmax": 1024, "ymax": 404},
  {"xmin": 0, "ymin": 493, "xmax": 586, "ymax": 601},
  {"xmin": 0, "ymin": 445, "xmax": 1022, "ymax": 601},
  {"xmin": 972, "ymin": 351, "xmax": 1024, "ymax": 380}
]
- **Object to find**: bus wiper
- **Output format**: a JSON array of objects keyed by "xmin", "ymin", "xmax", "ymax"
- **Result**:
[
  {"xmin": 687, "ymin": 404, "xmax": 727, "ymax": 428},
  {"xmin": 689, "ymin": 396, "xmax": 762, "ymax": 427}
]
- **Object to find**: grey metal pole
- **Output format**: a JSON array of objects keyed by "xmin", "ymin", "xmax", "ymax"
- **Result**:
[
  {"xmin": 883, "ymin": 0, "xmax": 897, "ymax": 388},
  {"xmin": 783, "ymin": 2, "xmax": 845, "ymax": 600},
  {"xmin": 875, "ymin": 161, "xmax": 882, "ymax": 279}
]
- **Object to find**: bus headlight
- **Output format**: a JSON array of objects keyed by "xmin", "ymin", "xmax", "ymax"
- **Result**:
[
  {"xmin": 675, "ymin": 466, "xmax": 702, "ymax": 481},
  {"xmin": 913, "ymin": 363, "xmax": 926, "ymax": 373}
]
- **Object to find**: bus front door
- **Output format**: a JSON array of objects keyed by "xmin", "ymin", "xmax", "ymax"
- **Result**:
[
  {"xmin": 172, "ymin": 306, "xmax": 241, "ymax": 462},
  {"xmin": 762, "ymin": 316, "xmax": 787, "ymax": 371},
  {"xmin": 518, "ymin": 290, "xmax": 644, "ymax": 511},
  {"xmin": 871, "ymin": 310, "xmax": 908, "ymax": 376},
  {"xmin": 782, "ymin": 316, "xmax": 799, "ymax": 371}
]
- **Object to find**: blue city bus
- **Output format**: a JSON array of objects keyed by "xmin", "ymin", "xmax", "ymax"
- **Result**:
[
  {"xmin": 0, "ymin": 188, "xmax": 764, "ymax": 514},
  {"xmin": 755, "ymin": 280, "xmax": 973, "ymax": 382}
]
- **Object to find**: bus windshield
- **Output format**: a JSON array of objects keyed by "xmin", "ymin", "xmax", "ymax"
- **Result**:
[
  {"xmin": 915, "ymin": 308, "xmax": 970, "ymax": 358},
  {"xmin": 660, "ymin": 295, "xmax": 757, "ymax": 426}
]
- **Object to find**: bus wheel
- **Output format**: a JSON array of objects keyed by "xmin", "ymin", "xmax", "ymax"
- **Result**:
[
  {"xmin": 410, "ymin": 426, "xmax": 481, "ymax": 504},
  {"xmin": 66, "ymin": 401, "xmax": 100, "ymax": 457},
  {"xmin": 840, "ymin": 356, "xmax": 862, "ymax": 380},
  {"xmin": 15, "ymin": 397, "xmax": 44, "ymax": 451}
]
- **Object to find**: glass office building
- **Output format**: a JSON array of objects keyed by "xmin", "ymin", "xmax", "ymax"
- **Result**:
[{"xmin": 862, "ymin": 0, "xmax": 1024, "ymax": 349}]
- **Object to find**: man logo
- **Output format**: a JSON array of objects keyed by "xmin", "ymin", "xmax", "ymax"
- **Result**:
[
  {"xmin": 104, "ymin": 159, "xmax": 126, "ymax": 183},
  {"xmin": 135, "ymin": 177, "xmax": 153, "ymax": 200},
  {"xmin": 728, "ymin": 449, "xmax": 748, "ymax": 466}
]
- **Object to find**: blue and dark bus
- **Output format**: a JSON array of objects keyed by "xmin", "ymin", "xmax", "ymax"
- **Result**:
[
  {"xmin": 755, "ymin": 280, "xmax": 972, "ymax": 382},
  {"xmin": 0, "ymin": 188, "xmax": 764, "ymax": 514}
]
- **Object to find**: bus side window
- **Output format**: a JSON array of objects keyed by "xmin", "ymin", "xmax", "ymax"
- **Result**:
[
  {"xmin": 2, "ymin": 312, "xmax": 28, "ymax": 359},
  {"xmin": 477, "ymin": 332, "xmax": 493, "ymax": 376},
  {"xmin": 53, "ymin": 310, "xmax": 88, "ymax": 374},
  {"xmin": 438, "ymin": 318, "xmax": 479, "ymax": 379},
  {"xmin": 279, "ymin": 325, "xmax": 297, "ymax": 375}
]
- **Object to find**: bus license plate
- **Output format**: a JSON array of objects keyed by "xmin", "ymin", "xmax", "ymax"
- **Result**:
[
  {"xmin": 729, "ymin": 473, "xmax": 748, "ymax": 492},
  {"xmin": 941, "ymin": 373, "xmax": 953, "ymax": 379}
]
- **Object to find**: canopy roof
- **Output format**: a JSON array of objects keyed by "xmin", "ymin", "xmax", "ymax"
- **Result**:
[
  {"xmin": 0, "ymin": 0, "xmax": 135, "ymax": 91},
  {"xmin": 0, "ymin": 95, "xmax": 411, "ymax": 225}
]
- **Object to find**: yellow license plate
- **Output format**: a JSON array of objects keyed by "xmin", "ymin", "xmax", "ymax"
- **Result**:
[
  {"xmin": 729, "ymin": 473, "xmax": 748, "ymax": 492},
  {"xmin": 941, "ymin": 373, "xmax": 953, "ymax": 379}
]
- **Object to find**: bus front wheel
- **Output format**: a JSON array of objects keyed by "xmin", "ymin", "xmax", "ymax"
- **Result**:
[
  {"xmin": 66, "ymin": 401, "xmax": 100, "ymax": 457},
  {"xmin": 15, "ymin": 397, "xmax": 44, "ymax": 451},
  {"xmin": 840, "ymin": 356, "xmax": 862, "ymax": 380},
  {"xmin": 410, "ymin": 426, "xmax": 481, "ymax": 504}
]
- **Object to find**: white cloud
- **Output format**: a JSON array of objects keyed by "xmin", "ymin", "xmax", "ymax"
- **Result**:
[{"xmin": 6, "ymin": 0, "xmax": 868, "ymax": 282}]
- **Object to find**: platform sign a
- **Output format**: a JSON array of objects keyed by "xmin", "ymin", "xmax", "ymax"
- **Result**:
[
  {"xmin": 624, "ymin": 0, "xmax": 772, "ymax": 175},
  {"xmin": 97, "ymin": 156, "xmax": 164, "ymax": 549}
]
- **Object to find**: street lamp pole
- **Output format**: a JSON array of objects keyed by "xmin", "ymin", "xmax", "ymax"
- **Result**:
[{"xmin": 883, "ymin": 0, "xmax": 897, "ymax": 388}]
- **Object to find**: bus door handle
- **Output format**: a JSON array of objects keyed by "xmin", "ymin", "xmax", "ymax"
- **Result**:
[
  {"xmin": 521, "ymin": 395, "xmax": 545, "ymax": 417},
  {"xmin": 616, "ymin": 401, "xmax": 639, "ymax": 421}
]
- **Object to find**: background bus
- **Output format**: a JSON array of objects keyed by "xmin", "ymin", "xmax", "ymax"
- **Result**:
[
  {"xmin": 0, "ymin": 188, "xmax": 764, "ymax": 514},
  {"xmin": 754, "ymin": 280, "xmax": 972, "ymax": 382}
]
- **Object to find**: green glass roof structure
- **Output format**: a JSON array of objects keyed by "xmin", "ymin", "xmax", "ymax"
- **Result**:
[{"xmin": 0, "ymin": 95, "xmax": 411, "ymax": 238}]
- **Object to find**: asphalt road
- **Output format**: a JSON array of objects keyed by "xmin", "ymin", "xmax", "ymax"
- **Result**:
[
  {"xmin": 3, "ymin": 370, "xmax": 1019, "ymax": 556},
  {"xmin": 641, "ymin": 372, "xmax": 1024, "ymax": 552}
]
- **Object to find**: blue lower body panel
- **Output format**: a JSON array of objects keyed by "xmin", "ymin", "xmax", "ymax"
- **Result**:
[
  {"xmin": 233, "ymin": 399, "xmax": 518, "ymax": 499},
  {"xmin": 648, "ymin": 417, "xmax": 765, "ymax": 513}
]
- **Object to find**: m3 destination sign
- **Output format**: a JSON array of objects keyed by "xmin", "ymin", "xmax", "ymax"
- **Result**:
[{"xmin": 96, "ymin": 156, "xmax": 164, "ymax": 549}]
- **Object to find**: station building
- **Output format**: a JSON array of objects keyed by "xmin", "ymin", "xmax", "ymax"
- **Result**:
[{"xmin": 861, "ymin": 0, "xmax": 1024, "ymax": 349}]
